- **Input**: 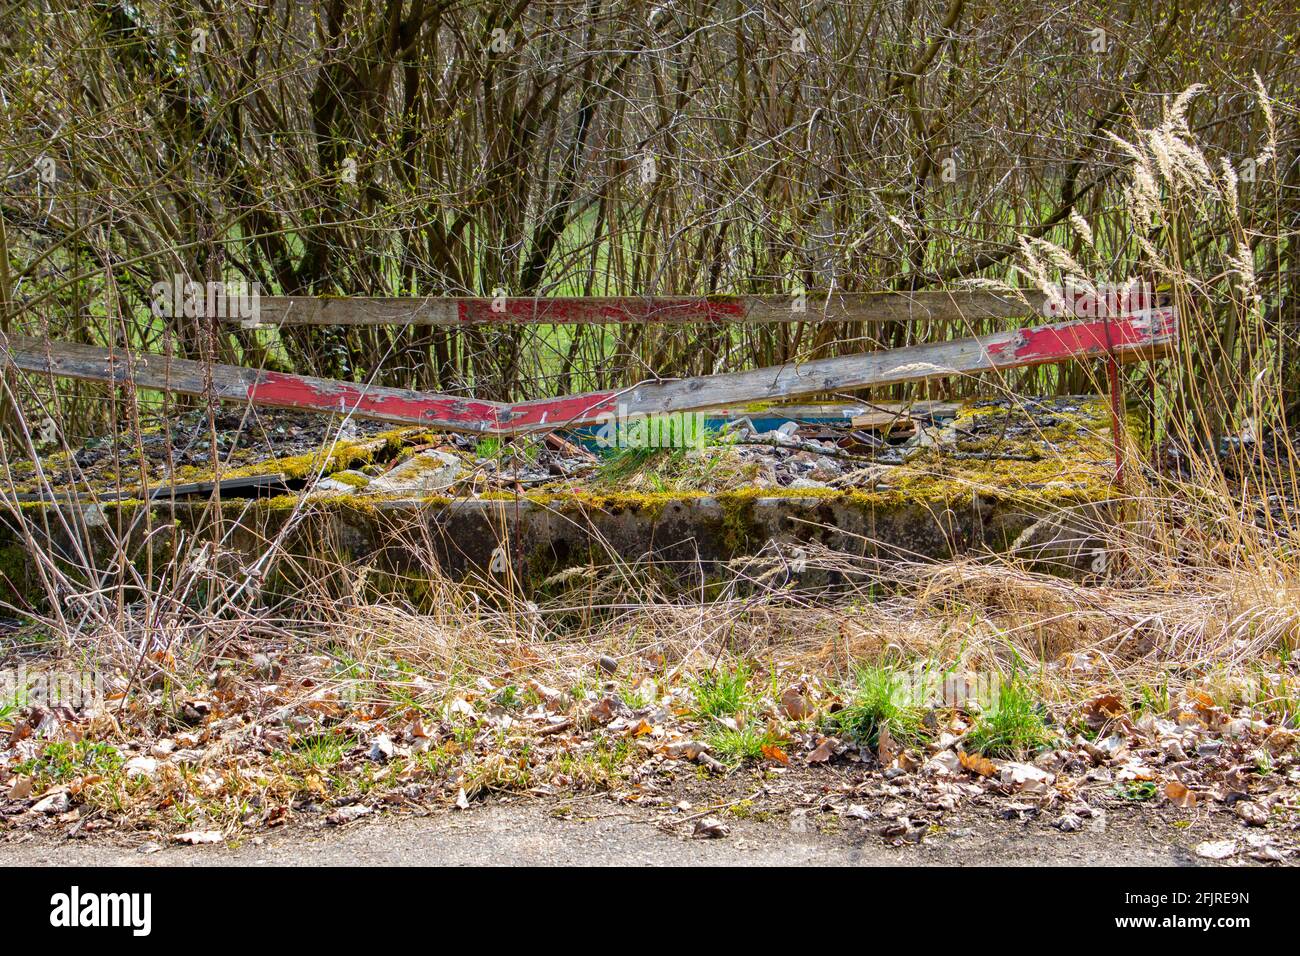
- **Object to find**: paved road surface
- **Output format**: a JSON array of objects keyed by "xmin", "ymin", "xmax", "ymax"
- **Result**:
[{"xmin": 0, "ymin": 797, "xmax": 1215, "ymax": 866}]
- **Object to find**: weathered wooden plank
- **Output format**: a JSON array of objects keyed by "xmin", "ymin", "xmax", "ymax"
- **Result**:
[
  {"xmin": 694, "ymin": 400, "xmax": 960, "ymax": 421},
  {"xmin": 0, "ymin": 335, "xmax": 508, "ymax": 432},
  {"xmin": 242, "ymin": 291, "xmax": 1050, "ymax": 328},
  {"xmin": 2, "ymin": 309, "xmax": 1176, "ymax": 435},
  {"xmin": 499, "ymin": 309, "xmax": 1178, "ymax": 429}
]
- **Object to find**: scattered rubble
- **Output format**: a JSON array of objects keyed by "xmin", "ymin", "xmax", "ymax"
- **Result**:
[{"xmin": 9, "ymin": 397, "xmax": 1117, "ymax": 502}]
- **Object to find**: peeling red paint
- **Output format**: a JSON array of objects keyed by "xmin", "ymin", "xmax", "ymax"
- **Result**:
[
  {"xmin": 247, "ymin": 372, "xmax": 620, "ymax": 431},
  {"xmin": 501, "ymin": 391, "xmax": 620, "ymax": 429},
  {"xmin": 248, "ymin": 372, "xmax": 503, "ymax": 429},
  {"xmin": 456, "ymin": 297, "xmax": 747, "ymax": 325},
  {"xmin": 244, "ymin": 311, "xmax": 1177, "ymax": 431},
  {"xmin": 21, "ymin": 310, "xmax": 1175, "ymax": 436},
  {"xmin": 985, "ymin": 310, "xmax": 1176, "ymax": 366}
]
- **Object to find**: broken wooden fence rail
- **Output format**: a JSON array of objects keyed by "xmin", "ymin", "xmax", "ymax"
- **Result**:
[
  {"xmin": 240, "ymin": 291, "xmax": 1051, "ymax": 328},
  {"xmin": 1, "ymin": 308, "xmax": 1177, "ymax": 436}
]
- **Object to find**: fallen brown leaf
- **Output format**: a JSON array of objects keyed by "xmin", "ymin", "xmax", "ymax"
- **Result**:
[
  {"xmin": 958, "ymin": 749, "xmax": 997, "ymax": 777},
  {"xmin": 808, "ymin": 737, "xmax": 836, "ymax": 763},
  {"xmin": 761, "ymin": 744, "xmax": 789, "ymax": 765},
  {"xmin": 780, "ymin": 688, "xmax": 811, "ymax": 720},
  {"xmin": 877, "ymin": 724, "xmax": 898, "ymax": 765},
  {"xmin": 692, "ymin": 816, "xmax": 730, "ymax": 839},
  {"xmin": 1081, "ymin": 693, "xmax": 1126, "ymax": 729},
  {"xmin": 1233, "ymin": 801, "xmax": 1268, "ymax": 827}
]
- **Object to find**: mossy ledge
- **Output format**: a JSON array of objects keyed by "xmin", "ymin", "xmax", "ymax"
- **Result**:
[
  {"xmin": 0, "ymin": 486, "xmax": 1113, "ymax": 605},
  {"xmin": 0, "ymin": 398, "xmax": 1125, "ymax": 601}
]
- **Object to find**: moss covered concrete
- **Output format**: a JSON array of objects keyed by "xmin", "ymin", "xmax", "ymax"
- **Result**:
[{"xmin": 0, "ymin": 398, "xmax": 1128, "ymax": 603}]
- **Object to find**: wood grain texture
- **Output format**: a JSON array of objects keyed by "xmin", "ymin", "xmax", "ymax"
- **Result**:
[
  {"xmin": 2, "ymin": 309, "xmax": 1176, "ymax": 434},
  {"xmin": 241, "ymin": 291, "xmax": 1050, "ymax": 328},
  {"xmin": 0, "ymin": 335, "xmax": 508, "ymax": 432}
]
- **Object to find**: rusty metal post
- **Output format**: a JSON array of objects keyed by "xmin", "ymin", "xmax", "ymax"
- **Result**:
[
  {"xmin": 1102, "ymin": 304, "xmax": 1126, "ymax": 493},
  {"xmin": 1107, "ymin": 353, "xmax": 1125, "ymax": 492}
]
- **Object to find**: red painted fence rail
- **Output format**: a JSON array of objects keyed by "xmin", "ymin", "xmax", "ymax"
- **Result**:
[
  {"xmin": 234, "ymin": 291, "xmax": 1047, "ymax": 328},
  {"xmin": 3, "ymin": 308, "xmax": 1177, "ymax": 435}
]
